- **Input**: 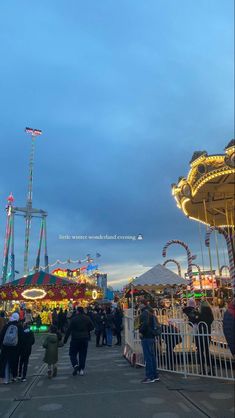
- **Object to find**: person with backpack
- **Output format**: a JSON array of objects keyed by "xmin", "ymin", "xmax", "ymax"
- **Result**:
[
  {"xmin": 18, "ymin": 323, "xmax": 35, "ymax": 382},
  {"xmin": 138, "ymin": 302, "xmax": 160, "ymax": 383},
  {"xmin": 0, "ymin": 312, "xmax": 24, "ymax": 383}
]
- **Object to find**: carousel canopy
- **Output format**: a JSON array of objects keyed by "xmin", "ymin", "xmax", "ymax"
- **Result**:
[
  {"xmin": 2, "ymin": 271, "xmax": 75, "ymax": 287},
  {"xmin": 131, "ymin": 264, "xmax": 187, "ymax": 287}
]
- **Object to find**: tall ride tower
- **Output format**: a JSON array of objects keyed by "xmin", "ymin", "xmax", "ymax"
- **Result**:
[{"xmin": 1, "ymin": 128, "xmax": 49, "ymax": 284}]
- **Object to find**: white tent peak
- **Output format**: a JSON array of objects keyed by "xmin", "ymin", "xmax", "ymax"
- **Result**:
[{"xmin": 131, "ymin": 263, "xmax": 187, "ymax": 286}]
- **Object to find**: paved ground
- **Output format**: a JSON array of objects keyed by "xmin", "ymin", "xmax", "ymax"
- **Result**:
[{"xmin": 0, "ymin": 334, "xmax": 234, "ymax": 418}]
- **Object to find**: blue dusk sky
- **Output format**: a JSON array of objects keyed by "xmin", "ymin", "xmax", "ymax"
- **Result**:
[{"xmin": 0, "ymin": 1, "xmax": 234, "ymax": 288}]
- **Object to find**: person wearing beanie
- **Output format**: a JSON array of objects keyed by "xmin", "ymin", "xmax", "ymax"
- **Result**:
[{"xmin": 0, "ymin": 312, "xmax": 23, "ymax": 383}]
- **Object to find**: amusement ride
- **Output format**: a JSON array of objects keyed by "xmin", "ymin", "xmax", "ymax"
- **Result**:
[{"xmin": 171, "ymin": 139, "xmax": 235, "ymax": 298}]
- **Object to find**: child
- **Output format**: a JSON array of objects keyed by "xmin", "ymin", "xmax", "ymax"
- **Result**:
[
  {"xmin": 42, "ymin": 325, "xmax": 59, "ymax": 378},
  {"xmin": 18, "ymin": 323, "xmax": 35, "ymax": 382}
]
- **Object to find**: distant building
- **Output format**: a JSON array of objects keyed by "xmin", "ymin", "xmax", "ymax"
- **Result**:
[{"xmin": 96, "ymin": 273, "xmax": 107, "ymax": 296}]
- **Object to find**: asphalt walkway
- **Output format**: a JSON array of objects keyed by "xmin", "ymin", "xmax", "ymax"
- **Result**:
[{"xmin": 0, "ymin": 334, "xmax": 234, "ymax": 418}]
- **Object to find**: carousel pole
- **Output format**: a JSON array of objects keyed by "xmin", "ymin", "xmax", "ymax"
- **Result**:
[
  {"xmin": 162, "ymin": 240, "xmax": 195, "ymax": 304},
  {"xmin": 205, "ymin": 227, "xmax": 235, "ymax": 296}
]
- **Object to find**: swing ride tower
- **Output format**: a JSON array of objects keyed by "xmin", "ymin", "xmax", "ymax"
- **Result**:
[
  {"xmin": 1, "ymin": 128, "xmax": 49, "ymax": 284},
  {"xmin": 172, "ymin": 139, "xmax": 235, "ymax": 294}
]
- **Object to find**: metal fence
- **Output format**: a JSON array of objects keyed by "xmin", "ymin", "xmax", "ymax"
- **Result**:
[{"xmin": 123, "ymin": 308, "xmax": 234, "ymax": 381}]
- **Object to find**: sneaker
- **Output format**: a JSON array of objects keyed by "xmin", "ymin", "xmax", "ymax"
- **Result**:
[
  {"xmin": 72, "ymin": 365, "xmax": 79, "ymax": 376},
  {"xmin": 11, "ymin": 378, "xmax": 17, "ymax": 382},
  {"xmin": 79, "ymin": 369, "xmax": 84, "ymax": 376},
  {"xmin": 17, "ymin": 376, "xmax": 22, "ymax": 381},
  {"xmin": 21, "ymin": 378, "xmax": 26, "ymax": 382},
  {"xmin": 140, "ymin": 378, "xmax": 155, "ymax": 384},
  {"xmin": 152, "ymin": 377, "xmax": 160, "ymax": 382}
]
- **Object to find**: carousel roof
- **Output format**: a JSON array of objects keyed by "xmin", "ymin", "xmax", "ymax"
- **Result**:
[
  {"xmin": 2, "ymin": 271, "xmax": 76, "ymax": 287},
  {"xmin": 131, "ymin": 264, "xmax": 187, "ymax": 287},
  {"xmin": 172, "ymin": 140, "xmax": 235, "ymax": 227}
]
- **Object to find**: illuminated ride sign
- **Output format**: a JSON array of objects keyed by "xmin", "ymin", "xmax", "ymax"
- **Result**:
[
  {"xmin": 52, "ymin": 268, "xmax": 84, "ymax": 278},
  {"xmin": 22, "ymin": 288, "xmax": 47, "ymax": 300}
]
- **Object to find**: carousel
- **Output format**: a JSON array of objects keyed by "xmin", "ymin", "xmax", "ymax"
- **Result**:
[
  {"xmin": 172, "ymin": 139, "xmax": 235, "ymax": 300},
  {"xmin": 0, "ymin": 271, "xmax": 102, "ymax": 320}
]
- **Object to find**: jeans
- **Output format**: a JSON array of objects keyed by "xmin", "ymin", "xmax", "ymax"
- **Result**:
[
  {"xmin": 69, "ymin": 338, "xmax": 88, "ymax": 371},
  {"xmin": 141, "ymin": 339, "xmax": 158, "ymax": 379},
  {"xmin": 106, "ymin": 328, "xmax": 113, "ymax": 346}
]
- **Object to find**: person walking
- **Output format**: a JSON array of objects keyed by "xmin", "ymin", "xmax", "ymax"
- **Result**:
[
  {"xmin": 223, "ymin": 299, "xmax": 235, "ymax": 356},
  {"xmin": 0, "ymin": 311, "xmax": 6, "ymax": 334},
  {"xmin": 36, "ymin": 314, "xmax": 42, "ymax": 332},
  {"xmin": 93, "ymin": 309, "xmax": 103, "ymax": 347},
  {"xmin": 52, "ymin": 308, "xmax": 58, "ymax": 327},
  {"xmin": 64, "ymin": 307, "xmax": 94, "ymax": 376},
  {"xmin": 138, "ymin": 303, "xmax": 160, "ymax": 383},
  {"xmin": 24, "ymin": 309, "xmax": 33, "ymax": 325},
  {"xmin": 0, "ymin": 312, "xmax": 24, "ymax": 383},
  {"xmin": 43, "ymin": 325, "xmax": 60, "ymax": 378},
  {"xmin": 18, "ymin": 322, "xmax": 35, "ymax": 381},
  {"xmin": 196, "ymin": 301, "xmax": 214, "ymax": 374},
  {"xmin": 113, "ymin": 307, "xmax": 123, "ymax": 346},
  {"xmin": 57, "ymin": 308, "xmax": 65, "ymax": 333},
  {"xmin": 105, "ymin": 307, "xmax": 114, "ymax": 347}
]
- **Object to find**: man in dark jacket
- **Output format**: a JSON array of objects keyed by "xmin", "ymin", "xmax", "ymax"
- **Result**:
[
  {"xmin": 138, "ymin": 303, "xmax": 160, "ymax": 383},
  {"xmin": 64, "ymin": 307, "xmax": 94, "ymax": 376},
  {"xmin": 223, "ymin": 300, "xmax": 235, "ymax": 356},
  {"xmin": 18, "ymin": 323, "xmax": 35, "ymax": 381}
]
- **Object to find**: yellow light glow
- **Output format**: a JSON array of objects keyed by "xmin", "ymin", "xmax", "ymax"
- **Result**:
[
  {"xmin": 181, "ymin": 197, "xmax": 190, "ymax": 216},
  {"xmin": 22, "ymin": 288, "xmax": 47, "ymax": 300},
  {"xmin": 92, "ymin": 289, "xmax": 98, "ymax": 300},
  {"xmin": 192, "ymin": 168, "xmax": 235, "ymax": 196}
]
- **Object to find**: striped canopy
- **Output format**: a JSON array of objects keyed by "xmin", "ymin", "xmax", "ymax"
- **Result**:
[{"xmin": 3, "ymin": 271, "xmax": 75, "ymax": 287}]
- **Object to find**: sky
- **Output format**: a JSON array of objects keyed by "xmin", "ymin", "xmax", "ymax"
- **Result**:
[{"xmin": 0, "ymin": 1, "xmax": 234, "ymax": 288}]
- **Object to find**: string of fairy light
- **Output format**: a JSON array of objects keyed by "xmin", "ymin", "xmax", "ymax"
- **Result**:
[{"xmin": 27, "ymin": 253, "xmax": 101, "ymax": 275}]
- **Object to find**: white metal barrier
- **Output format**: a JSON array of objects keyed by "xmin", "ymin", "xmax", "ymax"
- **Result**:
[{"xmin": 124, "ymin": 309, "xmax": 234, "ymax": 381}]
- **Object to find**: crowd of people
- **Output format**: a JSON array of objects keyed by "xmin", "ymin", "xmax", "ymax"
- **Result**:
[
  {"xmin": 0, "ymin": 298, "xmax": 234, "ymax": 386},
  {"xmin": 0, "ymin": 304, "xmax": 123, "ymax": 384},
  {"xmin": 137, "ymin": 298, "xmax": 235, "ymax": 383}
]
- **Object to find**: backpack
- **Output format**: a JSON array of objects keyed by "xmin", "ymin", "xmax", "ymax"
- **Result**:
[{"xmin": 3, "ymin": 324, "xmax": 18, "ymax": 347}]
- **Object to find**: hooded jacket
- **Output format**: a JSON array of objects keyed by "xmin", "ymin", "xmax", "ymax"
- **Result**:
[{"xmin": 43, "ymin": 333, "xmax": 59, "ymax": 365}]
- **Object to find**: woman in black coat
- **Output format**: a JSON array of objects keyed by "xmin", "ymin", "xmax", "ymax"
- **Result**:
[
  {"xmin": 0, "ymin": 313, "xmax": 24, "ymax": 382},
  {"xmin": 196, "ymin": 301, "xmax": 214, "ymax": 375}
]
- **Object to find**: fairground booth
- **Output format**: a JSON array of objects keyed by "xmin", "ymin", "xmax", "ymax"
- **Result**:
[
  {"xmin": 0, "ymin": 271, "xmax": 102, "ymax": 328},
  {"xmin": 124, "ymin": 264, "xmax": 187, "ymax": 308}
]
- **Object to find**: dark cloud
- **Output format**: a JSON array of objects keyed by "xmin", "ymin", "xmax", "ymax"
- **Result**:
[{"xmin": 0, "ymin": 0, "xmax": 234, "ymax": 286}]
